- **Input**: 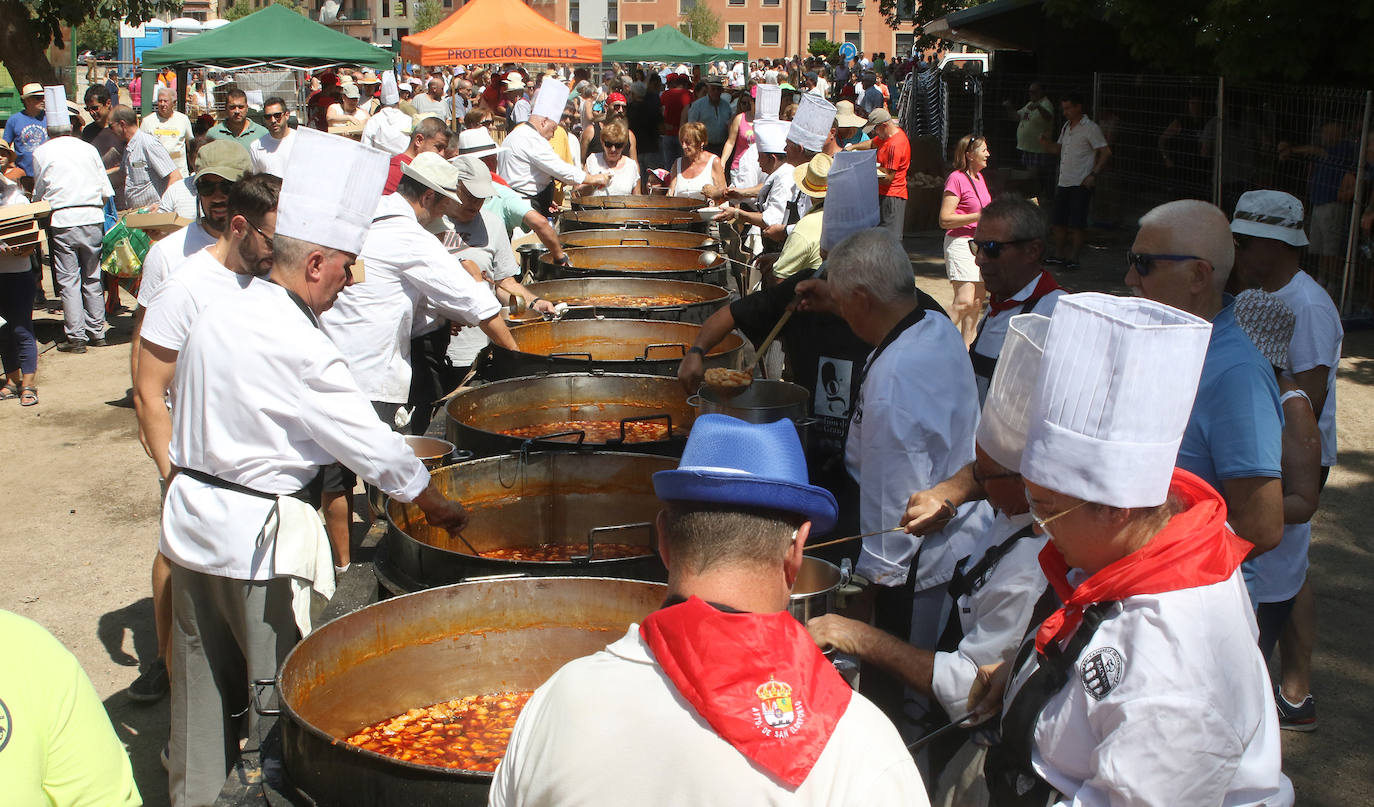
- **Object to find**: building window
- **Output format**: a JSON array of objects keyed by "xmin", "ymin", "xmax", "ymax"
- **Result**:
[
  {"xmin": 443, "ymin": 0, "xmax": 451, "ymax": 6},
  {"xmin": 728, "ymin": 0, "xmax": 744, "ymax": 5},
  {"xmin": 396, "ymin": 26, "xmax": 409, "ymax": 36},
  {"xmin": 761, "ymin": 23, "xmax": 779, "ymax": 46},
  {"xmin": 624, "ymin": 23, "xmax": 639, "ymax": 37},
  {"xmin": 679, "ymin": 0, "xmax": 694, "ymax": 13},
  {"xmin": 643, "ymin": 22, "xmax": 653, "ymax": 31},
  {"xmin": 894, "ymin": 33, "xmax": 914, "ymax": 57},
  {"xmin": 843, "ymin": 30, "xmax": 861, "ymax": 49},
  {"xmin": 808, "ymin": 0, "xmax": 826, "ymax": 11},
  {"xmin": 382, "ymin": 27, "xmax": 391, "ymax": 36},
  {"xmin": 808, "ymin": 30, "xmax": 827, "ymax": 43},
  {"xmin": 395, "ymin": 0, "xmax": 407, "ymax": 15},
  {"xmin": 727, "ymin": 24, "xmax": 745, "ymax": 47},
  {"xmin": 844, "ymin": 0, "xmax": 861, "ymax": 10},
  {"xmin": 381, "ymin": 0, "xmax": 390, "ymax": 16},
  {"xmin": 761, "ymin": 0, "xmax": 779, "ymax": 6}
]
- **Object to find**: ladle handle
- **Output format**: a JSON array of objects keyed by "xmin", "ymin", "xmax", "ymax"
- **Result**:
[{"xmin": 747, "ymin": 307, "xmax": 795, "ymax": 373}]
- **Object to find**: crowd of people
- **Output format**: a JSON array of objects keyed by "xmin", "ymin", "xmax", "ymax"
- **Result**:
[{"xmin": 0, "ymin": 49, "xmax": 1346, "ymax": 807}]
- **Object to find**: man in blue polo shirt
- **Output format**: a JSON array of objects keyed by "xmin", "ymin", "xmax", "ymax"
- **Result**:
[{"xmin": 1125, "ymin": 199, "xmax": 1283, "ymax": 557}]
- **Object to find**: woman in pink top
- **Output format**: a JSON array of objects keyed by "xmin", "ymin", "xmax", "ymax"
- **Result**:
[
  {"xmin": 940, "ymin": 134, "xmax": 992, "ymax": 346},
  {"xmin": 720, "ymin": 92, "xmax": 756, "ymax": 187}
]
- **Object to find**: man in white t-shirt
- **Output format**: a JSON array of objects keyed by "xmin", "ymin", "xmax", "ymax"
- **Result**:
[
  {"xmin": 1231, "ymin": 189, "xmax": 1343, "ymax": 733},
  {"xmin": 248, "ymin": 96, "xmax": 296, "ymax": 177},
  {"xmin": 127, "ymin": 172, "xmax": 277, "ymax": 707},
  {"xmin": 140, "ymin": 86, "xmax": 193, "ymax": 175},
  {"xmin": 1038, "ymin": 92, "xmax": 1109, "ymax": 270},
  {"xmin": 490, "ymin": 416, "xmax": 927, "ymax": 806}
]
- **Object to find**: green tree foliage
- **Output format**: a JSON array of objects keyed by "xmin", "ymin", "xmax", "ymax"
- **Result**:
[
  {"xmin": 75, "ymin": 17, "xmax": 119, "ymax": 53},
  {"xmin": 808, "ymin": 38, "xmax": 840, "ymax": 63},
  {"xmin": 0, "ymin": 0, "xmax": 180, "ymax": 85},
  {"xmin": 226, "ymin": 0, "xmax": 305, "ymax": 21},
  {"xmin": 679, "ymin": 2, "xmax": 722, "ymax": 47},
  {"xmin": 412, "ymin": 0, "xmax": 445, "ymax": 32}
]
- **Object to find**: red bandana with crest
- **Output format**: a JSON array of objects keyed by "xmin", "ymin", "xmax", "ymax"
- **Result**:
[
  {"xmin": 639, "ymin": 596, "xmax": 852, "ymax": 788},
  {"xmin": 1035, "ymin": 468, "xmax": 1251, "ymax": 653}
]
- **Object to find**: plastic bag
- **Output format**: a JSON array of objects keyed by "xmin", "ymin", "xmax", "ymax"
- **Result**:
[{"xmin": 100, "ymin": 219, "xmax": 152, "ymax": 278}]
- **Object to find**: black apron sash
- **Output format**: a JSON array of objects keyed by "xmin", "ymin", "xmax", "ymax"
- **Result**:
[
  {"xmin": 969, "ymin": 292, "xmax": 1053, "ymax": 388},
  {"xmin": 174, "ymin": 466, "xmax": 323, "ymax": 510}
]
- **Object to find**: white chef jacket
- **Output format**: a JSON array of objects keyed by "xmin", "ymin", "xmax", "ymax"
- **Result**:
[
  {"xmin": 162, "ymin": 278, "xmax": 430, "ymax": 580},
  {"xmin": 139, "ymin": 248, "xmax": 252, "ymax": 353},
  {"xmin": 137, "ymin": 220, "xmax": 217, "ymax": 307},
  {"xmin": 360, "ymin": 107, "xmax": 412, "ymax": 156},
  {"xmin": 758, "ymin": 160, "xmax": 812, "ymax": 233},
  {"xmin": 489, "ymin": 626, "xmax": 928, "ymax": 807},
  {"xmin": 498, "ymin": 123, "xmax": 587, "ymax": 198},
  {"xmin": 248, "ymin": 132, "xmax": 296, "ymax": 177},
  {"xmin": 929, "ymin": 509, "xmax": 1048, "ymax": 719},
  {"xmin": 320, "ymin": 193, "xmax": 501, "ymax": 404},
  {"xmin": 846, "ymin": 311, "xmax": 980, "ymax": 589},
  {"xmin": 1007, "ymin": 571, "xmax": 1294, "ymax": 807},
  {"xmin": 971, "ymin": 274, "xmax": 1064, "ymax": 402},
  {"xmin": 30, "ymin": 136, "xmax": 113, "ymax": 228}
]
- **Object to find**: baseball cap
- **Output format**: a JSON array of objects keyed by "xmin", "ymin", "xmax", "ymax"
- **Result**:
[
  {"xmin": 862, "ymin": 108, "xmax": 892, "ymax": 134},
  {"xmin": 194, "ymin": 139, "xmax": 252, "ymax": 182},
  {"xmin": 450, "ymin": 155, "xmax": 495, "ymax": 199},
  {"xmin": 340, "ymin": 84, "xmax": 360, "ymax": 99}
]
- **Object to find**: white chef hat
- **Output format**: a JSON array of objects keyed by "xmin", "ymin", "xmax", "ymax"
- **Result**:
[
  {"xmin": 44, "ymin": 85, "xmax": 71, "ymax": 129},
  {"xmin": 788, "ymin": 94, "xmax": 835, "ymax": 153},
  {"xmin": 277, "ymin": 127, "xmax": 390, "ymax": 256},
  {"xmin": 976, "ymin": 313, "xmax": 1050, "ymax": 472},
  {"xmin": 1021, "ymin": 293, "xmax": 1213, "ymax": 508},
  {"xmin": 755, "ymin": 84, "xmax": 781, "ymax": 121},
  {"xmin": 754, "ymin": 120, "xmax": 789, "ymax": 155},
  {"xmin": 380, "ymin": 71, "xmax": 400, "ymax": 106},
  {"xmin": 820, "ymin": 150, "xmax": 879, "ymax": 252},
  {"xmin": 532, "ymin": 77, "xmax": 569, "ymax": 121}
]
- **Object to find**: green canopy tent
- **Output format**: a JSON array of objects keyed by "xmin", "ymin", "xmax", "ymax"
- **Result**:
[
  {"xmin": 141, "ymin": 5, "xmax": 394, "ymax": 71},
  {"xmin": 602, "ymin": 27, "xmax": 746, "ymax": 65}
]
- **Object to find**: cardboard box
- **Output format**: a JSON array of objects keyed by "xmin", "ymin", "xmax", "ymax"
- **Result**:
[
  {"xmin": 124, "ymin": 211, "xmax": 192, "ymax": 232},
  {"xmin": 0, "ymin": 201, "xmax": 52, "ymax": 224}
]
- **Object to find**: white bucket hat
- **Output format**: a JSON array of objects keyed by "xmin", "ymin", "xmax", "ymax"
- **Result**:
[{"xmin": 1230, "ymin": 189, "xmax": 1309, "ymax": 247}]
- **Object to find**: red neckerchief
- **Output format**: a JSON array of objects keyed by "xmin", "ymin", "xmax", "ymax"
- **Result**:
[
  {"xmin": 1035, "ymin": 468, "xmax": 1250, "ymax": 654},
  {"xmin": 640, "ymin": 596, "xmax": 852, "ymax": 788},
  {"xmin": 988, "ymin": 271, "xmax": 1061, "ymax": 315},
  {"xmin": 489, "ymin": 170, "xmax": 510, "ymax": 187}
]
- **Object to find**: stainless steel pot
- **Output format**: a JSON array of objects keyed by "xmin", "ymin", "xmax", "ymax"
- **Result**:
[
  {"xmin": 559, "ymin": 207, "xmax": 709, "ymax": 233},
  {"xmin": 380, "ymin": 451, "xmax": 674, "ymax": 591},
  {"xmin": 403, "ymin": 436, "xmax": 467, "ymax": 470},
  {"xmin": 539, "ymin": 245, "xmax": 728, "ymax": 287},
  {"xmin": 689, "ymin": 379, "xmax": 811, "ymax": 424},
  {"xmin": 789, "ymin": 556, "xmax": 849, "ymax": 622},
  {"xmin": 571, "ymin": 194, "xmax": 705, "ymax": 211},
  {"xmin": 480, "ymin": 318, "xmax": 745, "ymax": 380},
  {"xmin": 444, "ymin": 373, "xmax": 696, "ymax": 458},
  {"xmin": 506, "ymin": 277, "xmax": 730, "ymax": 325},
  {"xmin": 276, "ymin": 576, "xmax": 667, "ymax": 806},
  {"xmin": 559, "ymin": 229, "xmax": 718, "ymax": 250}
]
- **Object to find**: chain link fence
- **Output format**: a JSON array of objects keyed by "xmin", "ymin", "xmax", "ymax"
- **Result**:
[{"xmin": 913, "ymin": 68, "xmax": 1374, "ymax": 316}]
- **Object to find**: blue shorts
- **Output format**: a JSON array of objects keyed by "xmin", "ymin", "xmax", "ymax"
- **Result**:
[{"xmin": 1053, "ymin": 184, "xmax": 1093, "ymax": 229}]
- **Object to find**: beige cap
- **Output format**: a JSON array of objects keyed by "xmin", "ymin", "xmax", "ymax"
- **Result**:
[{"xmin": 401, "ymin": 152, "xmax": 464, "ymax": 203}]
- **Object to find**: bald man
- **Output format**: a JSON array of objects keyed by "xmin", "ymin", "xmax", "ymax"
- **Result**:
[{"xmin": 1126, "ymin": 199, "xmax": 1283, "ymax": 558}]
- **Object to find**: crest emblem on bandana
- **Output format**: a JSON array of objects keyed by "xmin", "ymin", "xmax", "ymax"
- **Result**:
[
  {"xmin": 753, "ymin": 676, "xmax": 806, "ymax": 736},
  {"xmin": 1080, "ymin": 647, "xmax": 1125, "ymax": 700}
]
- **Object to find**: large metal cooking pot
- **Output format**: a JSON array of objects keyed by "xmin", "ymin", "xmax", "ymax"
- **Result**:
[
  {"xmin": 276, "ymin": 576, "xmax": 667, "ymax": 806},
  {"xmin": 445, "ymin": 374, "xmax": 696, "ymax": 458},
  {"xmin": 379, "ymin": 451, "xmax": 673, "ymax": 591},
  {"xmin": 481, "ymin": 318, "xmax": 744, "ymax": 380},
  {"xmin": 540, "ymin": 245, "xmax": 728, "ymax": 287},
  {"xmin": 506, "ymin": 278, "xmax": 730, "ymax": 325},
  {"xmin": 571, "ymin": 194, "xmax": 705, "ymax": 211},
  {"xmin": 559, "ymin": 228, "xmax": 718, "ymax": 250},
  {"xmin": 559, "ymin": 207, "xmax": 709, "ymax": 233},
  {"xmin": 789, "ymin": 557, "xmax": 849, "ymax": 622},
  {"xmin": 689, "ymin": 379, "xmax": 811, "ymax": 424}
]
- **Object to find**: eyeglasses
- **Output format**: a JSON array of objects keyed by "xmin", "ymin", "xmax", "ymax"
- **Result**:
[
  {"xmin": 603, "ymin": 141, "xmax": 626, "ymax": 149},
  {"xmin": 1025, "ymin": 490, "xmax": 1087, "ymax": 533},
  {"xmin": 480, "ymin": 119, "xmax": 494, "ymax": 126},
  {"xmin": 969, "ymin": 238, "xmax": 1032, "ymax": 258},
  {"xmin": 195, "ymin": 178, "xmax": 234, "ymax": 197},
  {"xmin": 265, "ymin": 111, "xmax": 286, "ymax": 120},
  {"xmin": 1126, "ymin": 252, "xmax": 1206, "ymax": 277},
  {"xmin": 249, "ymin": 220, "xmax": 273, "ymax": 250},
  {"xmin": 85, "ymin": 104, "xmax": 102, "ymax": 112},
  {"xmin": 611, "ymin": 103, "xmax": 626, "ymax": 110}
]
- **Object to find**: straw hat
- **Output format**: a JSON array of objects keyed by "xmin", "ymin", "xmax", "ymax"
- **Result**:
[
  {"xmin": 793, "ymin": 153, "xmax": 833, "ymax": 198},
  {"xmin": 834, "ymin": 101, "xmax": 865, "ymax": 129}
]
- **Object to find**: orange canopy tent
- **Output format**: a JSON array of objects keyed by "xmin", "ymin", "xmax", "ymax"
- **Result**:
[{"xmin": 400, "ymin": 0, "xmax": 603, "ymax": 65}]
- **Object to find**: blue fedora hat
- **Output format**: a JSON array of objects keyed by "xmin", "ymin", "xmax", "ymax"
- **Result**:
[{"xmin": 653, "ymin": 414, "xmax": 838, "ymax": 534}]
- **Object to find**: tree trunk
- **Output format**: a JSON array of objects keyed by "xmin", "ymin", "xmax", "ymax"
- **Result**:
[{"xmin": 0, "ymin": 1, "xmax": 60, "ymax": 88}]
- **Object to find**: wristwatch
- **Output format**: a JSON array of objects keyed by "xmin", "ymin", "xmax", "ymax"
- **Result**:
[{"xmin": 688, "ymin": 346, "xmax": 707, "ymax": 357}]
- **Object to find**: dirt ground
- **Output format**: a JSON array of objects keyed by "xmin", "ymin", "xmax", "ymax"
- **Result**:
[{"xmin": 1, "ymin": 231, "xmax": 1370, "ymax": 805}]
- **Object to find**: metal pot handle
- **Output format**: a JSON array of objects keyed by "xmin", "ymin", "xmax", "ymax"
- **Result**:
[
  {"xmin": 619, "ymin": 237, "xmax": 651, "ymax": 245},
  {"xmin": 686, "ymin": 393, "xmax": 703, "ymax": 407},
  {"xmin": 625, "ymin": 219, "xmax": 652, "ymax": 228},
  {"xmin": 658, "ymin": 304, "xmax": 687, "ymax": 321},
  {"xmin": 616, "ymin": 412, "xmax": 672, "ymax": 443},
  {"xmin": 251, "ymin": 678, "xmax": 281, "ymax": 717},
  {"xmin": 642, "ymin": 342, "xmax": 687, "ymax": 360},
  {"xmin": 550, "ymin": 351, "xmax": 594, "ymax": 363}
]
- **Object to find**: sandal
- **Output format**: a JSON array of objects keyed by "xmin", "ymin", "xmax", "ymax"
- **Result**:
[
  {"xmin": 20, "ymin": 386, "xmax": 37, "ymax": 406},
  {"xmin": 0, "ymin": 381, "xmax": 17, "ymax": 401}
]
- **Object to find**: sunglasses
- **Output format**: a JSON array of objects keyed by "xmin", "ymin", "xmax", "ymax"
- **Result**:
[
  {"xmin": 603, "ymin": 141, "xmax": 626, "ymax": 148},
  {"xmin": 1126, "ymin": 252, "xmax": 1206, "ymax": 276},
  {"xmin": 85, "ymin": 104, "xmax": 102, "ymax": 112},
  {"xmin": 195, "ymin": 178, "xmax": 234, "ymax": 196},
  {"xmin": 265, "ymin": 111, "xmax": 286, "ymax": 120},
  {"xmin": 481, "ymin": 119, "xmax": 494, "ymax": 126},
  {"xmin": 968, "ymin": 238, "xmax": 1032, "ymax": 258},
  {"xmin": 612, "ymin": 103, "xmax": 626, "ymax": 110}
]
